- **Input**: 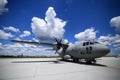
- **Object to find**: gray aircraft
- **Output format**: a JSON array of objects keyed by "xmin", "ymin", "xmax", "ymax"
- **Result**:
[{"xmin": 11, "ymin": 38, "xmax": 110, "ymax": 64}]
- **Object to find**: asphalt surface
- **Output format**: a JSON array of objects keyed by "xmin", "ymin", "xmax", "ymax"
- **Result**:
[{"xmin": 0, "ymin": 57, "xmax": 120, "ymax": 80}]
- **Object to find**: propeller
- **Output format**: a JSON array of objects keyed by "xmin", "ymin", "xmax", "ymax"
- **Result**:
[{"xmin": 54, "ymin": 38, "xmax": 68, "ymax": 54}]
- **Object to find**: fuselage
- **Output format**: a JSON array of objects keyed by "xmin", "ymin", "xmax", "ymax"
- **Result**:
[{"xmin": 58, "ymin": 41, "xmax": 110, "ymax": 59}]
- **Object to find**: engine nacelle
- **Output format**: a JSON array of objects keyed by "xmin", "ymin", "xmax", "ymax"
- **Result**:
[
  {"xmin": 57, "ymin": 48, "xmax": 63, "ymax": 54},
  {"xmin": 63, "ymin": 55, "xmax": 71, "ymax": 59}
]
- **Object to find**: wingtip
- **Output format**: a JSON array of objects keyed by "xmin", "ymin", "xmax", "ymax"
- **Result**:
[
  {"xmin": 11, "ymin": 40, "xmax": 14, "ymax": 42},
  {"xmin": 11, "ymin": 40, "xmax": 20, "ymax": 42}
]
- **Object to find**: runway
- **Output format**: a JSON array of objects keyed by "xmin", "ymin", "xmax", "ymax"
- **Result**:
[{"xmin": 0, "ymin": 57, "xmax": 120, "ymax": 80}]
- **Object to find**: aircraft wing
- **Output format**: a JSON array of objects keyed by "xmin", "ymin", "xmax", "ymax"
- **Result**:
[{"xmin": 11, "ymin": 40, "xmax": 54, "ymax": 47}]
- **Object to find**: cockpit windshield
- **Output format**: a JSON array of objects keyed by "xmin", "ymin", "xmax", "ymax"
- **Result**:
[
  {"xmin": 94, "ymin": 42, "xmax": 99, "ymax": 44},
  {"xmin": 83, "ymin": 41, "xmax": 99, "ymax": 46}
]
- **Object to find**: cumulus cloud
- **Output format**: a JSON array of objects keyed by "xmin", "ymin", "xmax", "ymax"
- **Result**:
[
  {"xmin": 110, "ymin": 16, "xmax": 120, "ymax": 33},
  {"xmin": 0, "ymin": 30, "xmax": 13, "ymax": 39},
  {"xmin": 4, "ymin": 26, "xmax": 20, "ymax": 33},
  {"xmin": 32, "ymin": 38, "xmax": 39, "ymax": 42},
  {"xmin": 74, "ymin": 27, "xmax": 97, "ymax": 41},
  {"xmin": 14, "ymin": 37, "xmax": 21, "ymax": 40},
  {"xmin": 98, "ymin": 35, "xmax": 111, "ymax": 45},
  {"xmin": 4, "ymin": 43, "xmax": 23, "ymax": 48},
  {"xmin": 20, "ymin": 31, "xmax": 31, "ymax": 38},
  {"xmin": 63, "ymin": 39, "xmax": 69, "ymax": 44},
  {"xmin": 0, "ymin": 43, "xmax": 55, "ymax": 56},
  {"xmin": 0, "ymin": 42, "xmax": 2, "ymax": 49},
  {"xmin": 98, "ymin": 34, "xmax": 120, "ymax": 50},
  {"xmin": 0, "ymin": 0, "xmax": 8, "ymax": 14},
  {"xmin": 31, "ymin": 7, "xmax": 66, "ymax": 40}
]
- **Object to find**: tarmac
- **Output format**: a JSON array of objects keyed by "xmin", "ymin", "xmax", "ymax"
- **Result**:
[{"xmin": 0, "ymin": 57, "xmax": 120, "ymax": 80}]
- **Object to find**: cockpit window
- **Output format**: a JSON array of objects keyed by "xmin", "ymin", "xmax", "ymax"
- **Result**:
[
  {"xmin": 94, "ymin": 42, "xmax": 99, "ymax": 44},
  {"xmin": 83, "ymin": 41, "xmax": 94, "ymax": 46},
  {"xmin": 83, "ymin": 42, "xmax": 85, "ymax": 46},
  {"xmin": 86, "ymin": 42, "xmax": 89, "ymax": 45},
  {"xmin": 90, "ymin": 42, "xmax": 93, "ymax": 45}
]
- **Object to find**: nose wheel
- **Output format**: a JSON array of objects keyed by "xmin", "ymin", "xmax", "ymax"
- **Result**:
[
  {"xmin": 73, "ymin": 58, "xmax": 79, "ymax": 62},
  {"xmin": 85, "ymin": 59, "xmax": 96, "ymax": 64},
  {"xmin": 92, "ymin": 59, "xmax": 96, "ymax": 63}
]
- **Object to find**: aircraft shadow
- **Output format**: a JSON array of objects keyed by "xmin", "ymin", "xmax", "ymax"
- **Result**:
[
  {"xmin": 12, "ymin": 60, "xmax": 61, "ymax": 64},
  {"xmin": 79, "ymin": 62, "xmax": 107, "ymax": 67},
  {"xmin": 58, "ymin": 59, "xmax": 107, "ymax": 67},
  {"xmin": 12, "ymin": 59, "xmax": 107, "ymax": 67}
]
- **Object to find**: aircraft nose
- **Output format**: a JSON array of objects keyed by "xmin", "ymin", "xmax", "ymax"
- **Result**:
[
  {"xmin": 94, "ymin": 45, "xmax": 110, "ymax": 57},
  {"xmin": 96, "ymin": 45, "xmax": 110, "ymax": 55},
  {"xmin": 103, "ymin": 46, "xmax": 110, "ymax": 53}
]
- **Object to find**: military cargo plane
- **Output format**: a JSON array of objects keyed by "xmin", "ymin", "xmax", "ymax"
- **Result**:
[{"xmin": 11, "ymin": 38, "xmax": 110, "ymax": 64}]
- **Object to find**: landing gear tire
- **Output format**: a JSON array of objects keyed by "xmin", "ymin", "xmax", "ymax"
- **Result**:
[
  {"xmin": 61, "ymin": 58, "xmax": 65, "ymax": 61},
  {"xmin": 85, "ymin": 59, "xmax": 96, "ymax": 64},
  {"xmin": 92, "ymin": 59, "xmax": 96, "ymax": 63},
  {"xmin": 73, "ymin": 58, "xmax": 79, "ymax": 62},
  {"xmin": 86, "ymin": 60, "xmax": 92, "ymax": 64}
]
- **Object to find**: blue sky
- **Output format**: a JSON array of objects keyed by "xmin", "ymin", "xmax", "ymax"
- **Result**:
[{"xmin": 0, "ymin": 0, "xmax": 120, "ymax": 56}]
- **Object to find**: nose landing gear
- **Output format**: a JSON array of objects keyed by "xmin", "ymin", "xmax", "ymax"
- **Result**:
[
  {"xmin": 85, "ymin": 59, "xmax": 96, "ymax": 64},
  {"xmin": 73, "ymin": 58, "xmax": 79, "ymax": 62}
]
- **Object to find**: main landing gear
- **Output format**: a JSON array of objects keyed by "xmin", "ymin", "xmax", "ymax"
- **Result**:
[
  {"xmin": 72, "ymin": 58, "xmax": 96, "ymax": 64},
  {"xmin": 62, "ymin": 57, "xmax": 97, "ymax": 64}
]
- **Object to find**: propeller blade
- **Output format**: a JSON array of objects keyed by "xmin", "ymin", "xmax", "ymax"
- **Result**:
[
  {"xmin": 60, "ymin": 38, "xmax": 62, "ymax": 43},
  {"xmin": 53, "ymin": 37, "xmax": 69, "ymax": 54}
]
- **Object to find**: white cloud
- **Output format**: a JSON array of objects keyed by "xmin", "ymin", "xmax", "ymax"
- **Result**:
[
  {"xmin": 4, "ymin": 26, "xmax": 20, "ymax": 32},
  {"xmin": 20, "ymin": 31, "xmax": 31, "ymax": 38},
  {"xmin": 74, "ymin": 27, "xmax": 97, "ymax": 41},
  {"xmin": 31, "ymin": 7, "xmax": 66, "ymax": 40},
  {"xmin": 114, "ymin": 40, "xmax": 120, "ymax": 44},
  {"xmin": 98, "ymin": 35, "xmax": 111, "ymax": 46},
  {"xmin": 24, "ymin": 44, "xmax": 37, "ymax": 48},
  {"xmin": 0, "ymin": 42, "xmax": 2, "ymax": 49},
  {"xmin": 14, "ymin": 37, "xmax": 21, "ymax": 40},
  {"xmin": 98, "ymin": 34, "xmax": 120, "ymax": 50},
  {"xmin": 32, "ymin": 38, "xmax": 39, "ymax": 42},
  {"xmin": 1, "ymin": 43, "xmax": 24, "ymax": 55},
  {"xmin": 0, "ymin": 30, "xmax": 13, "ymax": 39},
  {"xmin": 4, "ymin": 43, "xmax": 23, "ymax": 48},
  {"xmin": 0, "ymin": 43, "xmax": 55, "ymax": 56},
  {"xmin": 63, "ymin": 39, "xmax": 69, "ymax": 44},
  {"xmin": 0, "ymin": 0, "xmax": 8, "ymax": 14},
  {"xmin": 110, "ymin": 16, "xmax": 120, "ymax": 32}
]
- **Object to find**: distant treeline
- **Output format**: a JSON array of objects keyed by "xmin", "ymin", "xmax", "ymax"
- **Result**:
[{"xmin": 0, "ymin": 55, "xmax": 60, "ymax": 58}]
